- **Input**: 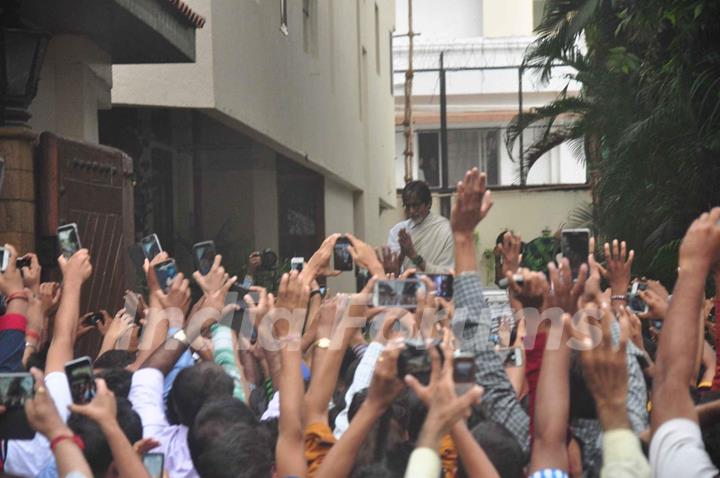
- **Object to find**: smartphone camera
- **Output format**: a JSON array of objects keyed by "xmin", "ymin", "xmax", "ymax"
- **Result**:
[
  {"xmin": 153, "ymin": 260, "xmax": 178, "ymax": 293},
  {"xmin": 627, "ymin": 282, "xmax": 649, "ymax": 315},
  {"xmin": 397, "ymin": 338, "xmax": 443, "ymax": 379},
  {"xmin": 424, "ymin": 274, "xmax": 454, "ymax": 299},
  {"xmin": 192, "ymin": 241, "xmax": 216, "ymax": 276},
  {"xmin": 0, "ymin": 373, "xmax": 34, "ymax": 407},
  {"xmin": 561, "ymin": 228, "xmax": 590, "ymax": 280},
  {"xmin": 65, "ymin": 356, "xmax": 96, "ymax": 404},
  {"xmin": 57, "ymin": 223, "xmax": 82, "ymax": 259},
  {"xmin": 372, "ymin": 279, "xmax": 423, "ymax": 309},
  {"xmin": 290, "ymin": 257, "xmax": 304, "ymax": 272},
  {"xmin": 141, "ymin": 234, "xmax": 163, "ymax": 261},
  {"xmin": 333, "ymin": 236, "xmax": 353, "ymax": 271}
]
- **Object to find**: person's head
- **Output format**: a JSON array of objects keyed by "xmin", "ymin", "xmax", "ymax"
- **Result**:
[
  {"xmin": 94, "ymin": 350, "xmax": 137, "ymax": 370},
  {"xmin": 167, "ymin": 362, "xmax": 234, "ymax": 426},
  {"xmin": 68, "ymin": 397, "xmax": 142, "ymax": 478},
  {"xmin": 94, "ymin": 368, "xmax": 132, "ymax": 399},
  {"xmin": 188, "ymin": 397, "xmax": 259, "ymax": 466},
  {"xmin": 401, "ymin": 180, "xmax": 432, "ymax": 222},
  {"xmin": 191, "ymin": 422, "xmax": 274, "ymax": 478},
  {"xmin": 456, "ymin": 420, "xmax": 526, "ymax": 478}
]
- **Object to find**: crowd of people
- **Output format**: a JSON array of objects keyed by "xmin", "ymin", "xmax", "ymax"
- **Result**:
[{"xmin": 0, "ymin": 166, "xmax": 718, "ymax": 477}]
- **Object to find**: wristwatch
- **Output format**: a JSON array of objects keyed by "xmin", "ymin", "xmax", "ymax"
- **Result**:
[{"xmin": 172, "ymin": 329, "xmax": 190, "ymax": 347}]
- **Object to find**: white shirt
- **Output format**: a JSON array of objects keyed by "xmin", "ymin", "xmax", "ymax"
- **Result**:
[
  {"xmin": 649, "ymin": 418, "xmax": 718, "ymax": 478},
  {"xmin": 129, "ymin": 368, "xmax": 199, "ymax": 478},
  {"xmin": 5, "ymin": 372, "xmax": 73, "ymax": 477}
]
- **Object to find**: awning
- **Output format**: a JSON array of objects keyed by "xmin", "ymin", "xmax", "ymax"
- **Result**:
[{"xmin": 19, "ymin": 0, "xmax": 205, "ymax": 63}]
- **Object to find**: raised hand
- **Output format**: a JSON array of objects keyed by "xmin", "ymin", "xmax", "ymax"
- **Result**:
[
  {"xmin": 638, "ymin": 282, "xmax": 670, "ymax": 321},
  {"xmin": 497, "ymin": 231, "xmax": 523, "ymax": 276},
  {"xmin": 678, "ymin": 208, "xmax": 720, "ymax": 273},
  {"xmin": 20, "ymin": 253, "xmax": 42, "ymax": 293},
  {"xmin": 506, "ymin": 268, "xmax": 549, "ymax": 310},
  {"xmin": 599, "ymin": 239, "xmax": 635, "ymax": 295},
  {"xmin": 572, "ymin": 302, "xmax": 631, "ymax": 431},
  {"xmin": 25, "ymin": 368, "xmax": 68, "ymax": 439},
  {"xmin": 59, "ymin": 249, "xmax": 93, "ymax": 287},
  {"xmin": 273, "ymin": 271, "xmax": 309, "ymax": 338},
  {"xmin": 398, "ymin": 228, "xmax": 418, "ymax": 261},
  {"xmin": 247, "ymin": 251, "xmax": 262, "ymax": 277},
  {"xmin": 154, "ymin": 273, "xmax": 191, "ymax": 313},
  {"xmin": 38, "ymin": 282, "xmax": 62, "ymax": 316},
  {"xmin": 545, "ymin": 259, "xmax": 587, "ymax": 316},
  {"xmin": 450, "ymin": 168, "xmax": 493, "ymax": 235},
  {"xmin": 303, "ymin": 234, "xmax": 342, "ymax": 284},
  {"xmin": 406, "ymin": 330, "xmax": 484, "ymax": 447},
  {"xmin": 365, "ymin": 342, "xmax": 406, "ymax": 410},
  {"xmin": 376, "ymin": 246, "xmax": 402, "ymax": 276},
  {"xmin": 346, "ymin": 233, "xmax": 384, "ymax": 277},
  {"xmin": 193, "ymin": 255, "xmax": 231, "ymax": 295},
  {"xmin": 0, "ymin": 244, "xmax": 25, "ymax": 295},
  {"xmin": 69, "ymin": 378, "xmax": 117, "ymax": 428},
  {"xmin": 143, "ymin": 251, "xmax": 169, "ymax": 298}
]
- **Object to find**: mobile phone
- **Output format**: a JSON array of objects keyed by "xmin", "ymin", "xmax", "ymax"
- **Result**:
[
  {"xmin": 397, "ymin": 338, "xmax": 443, "ymax": 379},
  {"xmin": 497, "ymin": 274, "xmax": 524, "ymax": 289},
  {"xmin": 124, "ymin": 290, "xmax": 142, "ymax": 325},
  {"xmin": 65, "ymin": 356, "xmax": 95, "ymax": 404},
  {"xmin": 627, "ymin": 282, "xmax": 649, "ymax": 315},
  {"xmin": 57, "ymin": 223, "xmax": 82, "ymax": 258},
  {"xmin": 192, "ymin": 241, "xmax": 216, "ymax": 276},
  {"xmin": 333, "ymin": 236, "xmax": 353, "ymax": 271},
  {"xmin": 372, "ymin": 279, "xmax": 423, "ymax": 309},
  {"xmin": 142, "ymin": 452, "xmax": 165, "ymax": 478},
  {"xmin": 141, "ymin": 234, "xmax": 163, "ymax": 261},
  {"xmin": 0, "ymin": 373, "xmax": 34, "ymax": 407},
  {"xmin": 452, "ymin": 353, "xmax": 476, "ymax": 383},
  {"xmin": 290, "ymin": 257, "xmax": 304, "ymax": 272},
  {"xmin": 15, "ymin": 256, "xmax": 31, "ymax": 270},
  {"xmin": 424, "ymin": 274, "xmax": 454, "ymax": 299},
  {"xmin": 561, "ymin": 228, "xmax": 590, "ymax": 280},
  {"xmin": 0, "ymin": 247, "xmax": 8, "ymax": 273},
  {"xmin": 153, "ymin": 260, "xmax": 178, "ymax": 293},
  {"xmin": 497, "ymin": 347, "xmax": 524, "ymax": 368},
  {"xmin": 82, "ymin": 312, "xmax": 104, "ymax": 327}
]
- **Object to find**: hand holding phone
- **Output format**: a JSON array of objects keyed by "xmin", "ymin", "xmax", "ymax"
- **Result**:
[
  {"xmin": 65, "ymin": 356, "xmax": 95, "ymax": 404},
  {"xmin": 290, "ymin": 257, "xmax": 304, "ymax": 272},
  {"xmin": 424, "ymin": 274, "xmax": 454, "ymax": 299},
  {"xmin": 561, "ymin": 229, "xmax": 590, "ymax": 280},
  {"xmin": 153, "ymin": 260, "xmax": 178, "ymax": 293},
  {"xmin": 0, "ymin": 373, "xmax": 34, "ymax": 407},
  {"xmin": 143, "ymin": 453, "xmax": 165, "ymax": 478},
  {"xmin": 372, "ymin": 279, "xmax": 423, "ymax": 309},
  {"xmin": 57, "ymin": 223, "xmax": 82, "ymax": 259},
  {"xmin": 192, "ymin": 241, "xmax": 216, "ymax": 276},
  {"xmin": 141, "ymin": 234, "xmax": 163, "ymax": 261}
]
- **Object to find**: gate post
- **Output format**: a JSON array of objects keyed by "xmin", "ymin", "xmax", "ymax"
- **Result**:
[{"xmin": 0, "ymin": 127, "xmax": 37, "ymax": 254}]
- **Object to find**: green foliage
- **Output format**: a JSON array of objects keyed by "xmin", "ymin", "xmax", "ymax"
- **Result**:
[{"xmin": 509, "ymin": 0, "xmax": 720, "ymax": 288}]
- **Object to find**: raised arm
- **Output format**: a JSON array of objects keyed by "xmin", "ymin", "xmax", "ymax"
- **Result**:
[
  {"xmin": 652, "ymin": 209, "xmax": 720, "ymax": 430},
  {"xmin": 70, "ymin": 379, "xmax": 151, "ymax": 478},
  {"xmin": 274, "ymin": 271, "xmax": 310, "ymax": 478},
  {"xmin": 450, "ymin": 168, "xmax": 493, "ymax": 275},
  {"xmin": 46, "ymin": 249, "xmax": 93, "ymax": 374}
]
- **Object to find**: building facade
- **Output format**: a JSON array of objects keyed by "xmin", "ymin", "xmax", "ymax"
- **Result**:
[
  {"xmin": 107, "ymin": 0, "xmax": 397, "ymax": 291},
  {"xmin": 391, "ymin": 0, "xmax": 590, "ymax": 278}
]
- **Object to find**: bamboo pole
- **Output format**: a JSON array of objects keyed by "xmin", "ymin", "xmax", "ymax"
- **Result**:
[{"xmin": 402, "ymin": 0, "xmax": 415, "ymax": 184}]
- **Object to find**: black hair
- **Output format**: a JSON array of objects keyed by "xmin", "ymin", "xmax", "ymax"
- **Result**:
[
  {"xmin": 698, "ymin": 392, "xmax": 720, "ymax": 468},
  {"xmin": 569, "ymin": 353, "xmax": 598, "ymax": 420},
  {"xmin": 188, "ymin": 397, "xmax": 259, "ymax": 466},
  {"xmin": 95, "ymin": 367, "xmax": 133, "ymax": 399},
  {"xmin": 191, "ymin": 422, "xmax": 274, "ymax": 478},
  {"xmin": 167, "ymin": 362, "xmax": 234, "ymax": 427},
  {"xmin": 456, "ymin": 420, "xmax": 526, "ymax": 478},
  {"xmin": 402, "ymin": 180, "xmax": 432, "ymax": 206},
  {"xmin": 68, "ymin": 397, "xmax": 142, "ymax": 477},
  {"xmin": 94, "ymin": 350, "xmax": 137, "ymax": 369}
]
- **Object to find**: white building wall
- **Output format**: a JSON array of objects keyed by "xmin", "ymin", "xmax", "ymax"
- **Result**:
[{"xmin": 113, "ymin": 0, "xmax": 397, "ymax": 247}]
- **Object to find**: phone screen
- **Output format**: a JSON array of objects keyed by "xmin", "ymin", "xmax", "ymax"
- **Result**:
[
  {"xmin": 0, "ymin": 373, "xmax": 34, "ymax": 407},
  {"xmin": 141, "ymin": 234, "xmax": 162, "ymax": 261},
  {"xmin": 154, "ymin": 260, "xmax": 178, "ymax": 293},
  {"xmin": 65, "ymin": 357, "xmax": 95, "ymax": 404},
  {"xmin": 192, "ymin": 241, "xmax": 216, "ymax": 276},
  {"xmin": 142, "ymin": 453, "xmax": 165, "ymax": 478},
  {"xmin": 57, "ymin": 224, "xmax": 82, "ymax": 258},
  {"xmin": 628, "ymin": 282, "xmax": 648, "ymax": 314},
  {"xmin": 373, "ymin": 279, "xmax": 422, "ymax": 308},
  {"xmin": 561, "ymin": 229, "xmax": 589, "ymax": 279},
  {"xmin": 424, "ymin": 274, "xmax": 454, "ymax": 299},
  {"xmin": 290, "ymin": 257, "xmax": 304, "ymax": 272},
  {"xmin": 0, "ymin": 247, "xmax": 8, "ymax": 273},
  {"xmin": 452, "ymin": 356, "xmax": 476, "ymax": 383},
  {"xmin": 333, "ymin": 237, "xmax": 353, "ymax": 271}
]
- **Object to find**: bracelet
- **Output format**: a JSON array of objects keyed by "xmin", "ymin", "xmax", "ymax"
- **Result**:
[
  {"xmin": 610, "ymin": 295, "xmax": 627, "ymax": 301},
  {"xmin": 6, "ymin": 291, "xmax": 28, "ymax": 304},
  {"xmin": 50, "ymin": 434, "xmax": 85, "ymax": 451},
  {"xmin": 26, "ymin": 329, "xmax": 40, "ymax": 342}
]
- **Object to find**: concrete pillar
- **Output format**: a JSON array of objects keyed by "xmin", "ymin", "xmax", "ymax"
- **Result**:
[{"xmin": 0, "ymin": 128, "xmax": 38, "ymax": 254}]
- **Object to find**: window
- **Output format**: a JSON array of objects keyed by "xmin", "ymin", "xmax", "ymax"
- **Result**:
[
  {"xmin": 447, "ymin": 129, "xmax": 500, "ymax": 186},
  {"xmin": 374, "ymin": 4, "xmax": 380, "ymax": 75},
  {"xmin": 417, "ymin": 132, "xmax": 442, "ymax": 187},
  {"xmin": 280, "ymin": 0, "xmax": 288, "ymax": 35},
  {"xmin": 533, "ymin": 0, "xmax": 546, "ymax": 31}
]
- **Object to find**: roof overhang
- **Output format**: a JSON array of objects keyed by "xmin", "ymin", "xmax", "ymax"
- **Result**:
[{"xmin": 19, "ymin": 0, "xmax": 204, "ymax": 63}]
